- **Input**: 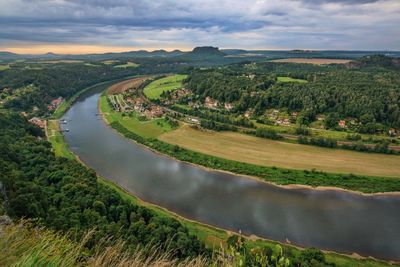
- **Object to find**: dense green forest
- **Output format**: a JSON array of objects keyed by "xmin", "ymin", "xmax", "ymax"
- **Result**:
[
  {"xmin": 185, "ymin": 56, "xmax": 400, "ymax": 132},
  {"xmin": 0, "ymin": 112, "xmax": 206, "ymax": 258},
  {"xmin": 0, "ymin": 61, "xmax": 187, "ymax": 115}
]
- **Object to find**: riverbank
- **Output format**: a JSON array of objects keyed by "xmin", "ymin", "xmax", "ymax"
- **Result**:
[
  {"xmin": 48, "ymin": 118, "xmax": 398, "ymax": 267},
  {"xmin": 52, "ymin": 76, "xmax": 138, "ymax": 119},
  {"xmin": 46, "ymin": 79, "xmax": 398, "ymax": 266},
  {"xmin": 100, "ymin": 92, "xmax": 400, "ymax": 194}
]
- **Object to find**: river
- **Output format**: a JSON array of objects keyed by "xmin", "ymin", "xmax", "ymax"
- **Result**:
[{"xmin": 61, "ymin": 83, "xmax": 400, "ymax": 261}]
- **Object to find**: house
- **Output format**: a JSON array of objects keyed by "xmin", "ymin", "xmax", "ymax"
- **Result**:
[
  {"xmin": 244, "ymin": 110, "xmax": 253, "ymax": 118},
  {"xmin": 204, "ymin": 96, "xmax": 218, "ymax": 109},
  {"xmin": 189, "ymin": 117, "xmax": 199, "ymax": 124},
  {"xmin": 316, "ymin": 114, "xmax": 325, "ymax": 121},
  {"xmin": 338, "ymin": 120, "xmax": 346, "ymax": 128},
  {"xmin": 28, "ymin": 117, "xmax": 46, "ymax": 128},
  {"xmin": 224, "ymin": 102, "xmax": 234, "ymax": 111},
  {"xmin": 47, "ymin": 97, "xmax": 64, "ymax": 111},
  {"xmin": 389, "ymin": 128, "xmax": 397, "ymax": 137},
  {"xmin": 283, "ymin": 118, "xmax": 290, "ymax": 125}
]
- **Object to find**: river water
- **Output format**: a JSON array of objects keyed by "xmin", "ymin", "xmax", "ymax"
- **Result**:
[{"xmin": 61, "ymin": 83, "xmax": 400, "ymax": 261}]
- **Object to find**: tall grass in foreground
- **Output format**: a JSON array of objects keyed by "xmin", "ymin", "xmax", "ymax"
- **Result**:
[{"xmin": 0, "ymin": 222, "xmax": 208, "ymax": 267}]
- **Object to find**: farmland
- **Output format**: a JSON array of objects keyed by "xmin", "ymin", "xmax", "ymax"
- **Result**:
[
  {"xmin": 269, "ymin": 58, "xmax": 352, "ymax": 64},
  {"xmin": 100, "ymin": 94, "xmax": 173, "ymax": 138},
  {"xmin": 113, "ymin": 62, "xmax": 139, "ymax": 68},
  {"xmin": 159, "ymin": 125, "xmax": 400, "ymax": 177},
  {"xmin": 277, "ymin": 76, "xmax": 308, "ymax": 83},
  {"xmin": 107, "ymin": 76, "xmax": 152, "ymax": 94},
  {"xmin": 143, "ymin": 74, "xmax": 187, "ymax": 99}
]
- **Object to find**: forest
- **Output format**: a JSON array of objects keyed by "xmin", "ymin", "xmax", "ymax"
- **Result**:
[
  {"xmin": 0, "ymin": 60, "xmax": 187, "ymax": 115},
  {"xmin": 185, "ymin": 56, "xmax": 400, "ymax": 132},
  {"xmin": 0, "ymin": 112, "xmax": 206, "ymax": 258}
]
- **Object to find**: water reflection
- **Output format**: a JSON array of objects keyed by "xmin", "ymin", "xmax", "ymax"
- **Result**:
[{"xmin": 62, "ymin": 84, "xmax": 400, "ymax": 261}]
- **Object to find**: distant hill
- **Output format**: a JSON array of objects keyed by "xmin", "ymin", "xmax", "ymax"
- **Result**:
[
  {"xmin": 1, "ymin": 48, "xmax": 399, "ymax": 62},
  {"xmin": 177, "ymin": 46, "xmax": 226, "ymax": 62},
  {"xmin": 347, "ymin": 55, "xmax": 400, "ymax": 69},
  {"xmin": 0, "ymin": 52, "xmax": 22, "ymax": 60},
  {"xmin": 190, "ymin": 46, "xmax": 225, "ymax": 56}
]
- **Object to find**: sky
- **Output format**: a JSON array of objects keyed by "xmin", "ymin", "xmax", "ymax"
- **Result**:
[{"xmin": 0, "ymin": 0, "xmax": 399, "ymax": 54}]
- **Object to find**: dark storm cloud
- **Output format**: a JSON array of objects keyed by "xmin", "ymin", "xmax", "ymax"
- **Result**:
[{"xmin": 0, "ymin": 0, "xmax": 399, "ymax": 50}]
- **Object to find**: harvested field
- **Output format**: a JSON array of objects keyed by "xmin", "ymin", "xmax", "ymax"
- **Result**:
[
  {"xmin": 159, "ymin": 125, "xmax": 400, "ymax": 177},
  {"xmin": 108, "ymin": 76, "xmax": 153, "ymax": 95},
  {"xmin": 270, "ymin": 58, "xmax": 352, "ymax": 65}
]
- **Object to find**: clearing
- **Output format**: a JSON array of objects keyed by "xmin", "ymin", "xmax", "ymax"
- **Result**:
[
  {"xmin": 0, "ymin": 64, "xmax": 10, "ymax": 71},
  {"xmin": 270, "ymin": 58, "xmax": 352, "ymax": 65},
  {"xmin": 159, "ymin": 125, "xmax": 400, "ymax": 177},
  {"xmin": 277, "ymin": 76, "xmax": 308, "ymax": 83},
  {"xmin": 100, "ymin": 95, "xmax": 173, "ymax": 138},
  {"xmin": 46, "ymin": 120, "xmax": 75, "ymax": 159},
  {"xmin": 143, "ymin": 74, "xmax": 187, "ymax": 100},
  {"xmin": 113, "ymin": 62, "xmax": 139, "ymax": 68},
  {"xmin": 108, "ymin": 76, "xmax": 153, "ymax": 95}
]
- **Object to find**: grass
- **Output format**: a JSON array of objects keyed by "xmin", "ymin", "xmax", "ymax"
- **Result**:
[
  {"xmin": 0, "ymin": 222, "xmax": 208, "ymax": 267},
  {"xmin": 46, "ymin": 120, "xmax": 75, "ymax": 159},
  {"xmin": 52, "ymin": 77, "xmax": 137, "ymax": 119},
  {"xmin": 253, "ymin": 120, "xmax": 394, "ymax": 142},
  {"xmin": 102, "ymin": 60, "xmax": 119, "ymax": 65},
  {"xmin": 113, "ymin": 62, "xmax": 139, "ymax": 68},
  {"xmin": 159, "ymin": 125, "xmax": 400, "ymax": 177},
  {"xmin": 100, "ymin": 95, "xmax": 174, "ymax": 138},
  {"xmin": 45, "ymin": 79, "xmax": 398, "ymax": 266},
  {"xmin": 143, "ymin": 74, "xmax": 187, "ymax": 100},
  {"xmin": 0, "ymin": 64, "xmax": 10, "ymax": 71},
  {"xmin": 270, "ymin": 58, "xmax": 352, "ymax": 65},
  {"xmin": 277, "ymin": 76, "xmax": 308, "ymax": 83}
]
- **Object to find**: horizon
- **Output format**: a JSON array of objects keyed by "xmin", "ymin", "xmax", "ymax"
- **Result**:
[
  {"xmin": 2, "ymin": 46, "xmax": 400, "ymax": 55},
  {"xmin": 0, "ymin": 0, "xmax": 399, "ymax": 54}
]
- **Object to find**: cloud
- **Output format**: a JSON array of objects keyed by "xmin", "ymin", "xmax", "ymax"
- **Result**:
[{"xmin": 0, "ymin": 0, "xmax": 399, "ymax": 51}]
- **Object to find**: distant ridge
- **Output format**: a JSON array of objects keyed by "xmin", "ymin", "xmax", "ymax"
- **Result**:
[{"xmin": 190, "ymin": 46, "xmax": 225, "ymax": 56}]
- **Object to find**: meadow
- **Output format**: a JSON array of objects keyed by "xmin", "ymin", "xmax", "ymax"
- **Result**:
[
  {"xmin": 143, "ymin": 74, "xmax": 187, "ymax": 99},
  {"xmin": 270, "ymin": 58, "xmax": 352, "ymax": 65},
  {"xmin": 46, "ymin": 119, "xmax": 75, "ymax": 159},
  {"xmin": 100, "ymin": 94, "xmax": 173, "ymax": 138},
  {"xmin": 277, "ymin": 76, "xmax": 308, "ymax": 83},
  {"xmin": 0, "ymin": 64, "xmax": 10, "ymax": 71},
  {"xmin": 159, "ymin": 125, "xmax": 400, "ymax": 177},
  {"xmin": 113, "ymin": 61, "xmax": 139, "ymax": 68}
]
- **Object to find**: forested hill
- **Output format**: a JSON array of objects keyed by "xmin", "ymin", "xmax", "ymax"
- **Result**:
[
  {"xmin": 185, "ymin": 56, "xmax": 400, "ymax": 131},
  {"xmin": 0, "ymin": 112, "xmax": 206, "ymax": 258},
  {"xmin": 0, "ymin": 61, "xmax": 188, "ymax": 115}
]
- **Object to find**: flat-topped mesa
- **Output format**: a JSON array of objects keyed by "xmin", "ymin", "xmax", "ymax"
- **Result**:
[{"xmin": 190, "ymin": 46, "xmax": 226, "ymax": 56}]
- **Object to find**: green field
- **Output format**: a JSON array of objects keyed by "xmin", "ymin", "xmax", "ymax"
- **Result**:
[
  {"xmin": 46, "ymin": 120, "xmax": 75, "ymax": 159},
  {"xmin": 113, "ymin": 62, "xmax": 139, "ymax": 68},
  {"xmin": 45, "ymin": 80, "xmax": 395, "ymax": 267},
  {"xmin": 160, "ymin": 125, "xmax": 400, "ymax": 177},
  {"xmin": 143, "ymin": 74, "xmax": 187, "ymax": 100},
  {"xmin": 52, "ymin": 77, "xmax": 137, "ymax": 119},
  {"xmin": 0, "ymin": 64, "xmax": 10, "ymax": 71},
  {"xmin": 277, "ymin": 76, "xmax": 308, "ymax": 83},
  {"xmin": 100, "ymin": 95, "xmax": 173, "ymax": 138}
]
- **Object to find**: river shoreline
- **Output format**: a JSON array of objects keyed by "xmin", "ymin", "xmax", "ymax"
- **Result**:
[
  {"xmin": 51, "ymin": 78, "xmax": 400, "ymax": 264},
  {"xmin": 96, "ymin": 91, "xmax": 400, "ymax": 264},
  {"xmin": 99, "ymin": 88, "xmax": 400, "ymax": 197}
]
